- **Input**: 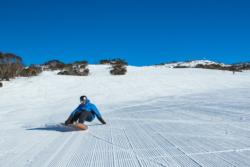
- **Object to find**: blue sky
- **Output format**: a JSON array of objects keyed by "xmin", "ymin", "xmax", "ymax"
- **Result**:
[{"xmin": 0, "ymin": 0, "xmax": 250, "ymax": 65}]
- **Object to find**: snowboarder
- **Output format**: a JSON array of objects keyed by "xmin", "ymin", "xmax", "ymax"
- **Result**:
[{"xmin": 64, "ymin": 95, "xmax": 106, "ymax": 130}]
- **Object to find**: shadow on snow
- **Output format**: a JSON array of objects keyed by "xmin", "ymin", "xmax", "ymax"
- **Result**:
[{"xmin": 26, "ymin": 123, "xmax": 103, "ymax": 132}]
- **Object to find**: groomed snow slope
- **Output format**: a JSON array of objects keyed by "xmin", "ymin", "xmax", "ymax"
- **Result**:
[{"xmin": 0, "ymin": 65, "xmax": 250, "ymax": 167}]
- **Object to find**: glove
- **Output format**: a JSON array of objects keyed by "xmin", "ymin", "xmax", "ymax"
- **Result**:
[{"xmin": 97, "ymin": 117, "xmax": 106, "ymax": 124}]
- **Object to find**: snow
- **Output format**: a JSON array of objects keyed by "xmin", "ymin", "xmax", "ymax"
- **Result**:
[
  {"xmin": 0, "ymin": 65, "xmax": 250, "ymax": 166},
  {"xmin": 162, "ymin": 60, "xmax": 226, "ymax": 68}
]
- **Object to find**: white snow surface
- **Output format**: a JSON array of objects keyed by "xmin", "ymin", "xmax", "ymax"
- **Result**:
[
  {"xmin": 163, "ymin": 60, "xmax": 226, "ymax": 68},
  {"xmin": 0, "ymin": 65, "xmax": 250, "ymax": 167}
]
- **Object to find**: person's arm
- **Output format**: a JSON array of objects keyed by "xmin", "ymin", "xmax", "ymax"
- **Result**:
[
  {"xmin": 91, "ymin": 104, "xmax": 106, "ymax": 124},
  {"xmin": 97, "ymin": 116, "xmax": 106, "ymax": 124}
]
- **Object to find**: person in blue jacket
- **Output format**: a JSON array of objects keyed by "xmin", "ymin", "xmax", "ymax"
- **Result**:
[{"xmin": 65, "ymin": 95, "xmax": 106, "ymax": 125}]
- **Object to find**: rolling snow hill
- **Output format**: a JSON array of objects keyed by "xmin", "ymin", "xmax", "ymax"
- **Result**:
[
  {"xmin": 0, "ymin": 65, "xmax": 250, "ymax": 167},
  {"xmin": 160, "ymin": 60, "xmax": 226, "ymax": 68}
]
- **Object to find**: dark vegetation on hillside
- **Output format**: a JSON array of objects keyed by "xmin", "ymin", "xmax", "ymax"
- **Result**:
[
  {"xmin": 110, "ymin": 59, "xmax": 128, "ymax": 75},
  {"xmin": 43, "ymin": 60, "xmax": 65, "ymax": 70},
  {"xmin": 44, "ymin": 58, "xmax": 128, "ymax": 76},
  {"xmin": 20, "ymin": 65, "xmax": 43, "ymax": 77},
  {"xmin": 231, "ymin": 63, "xmax": 250, "ymax": 71},
  {"xmin": 194, "ymin": 64, "xmax": 237, "ymax": 72},
  {"xmin": 195, "ymin": 63, "xmax": 250, "ymax": 72},
  {"xmin": 0, "ymin": 52, "xmax": 43, "ymax": 87},
  {"xmin": 42, "ymin": 58, "xmax": 129, "ymax": 76},
  {"xmin": 100, "ymin": 59, "xmax": 128, "ymax": 75},
  {"xmin": 173, "ymin": 65, "xmax": 189, "ymax": 68},
  {"xmin": 57, "ymin": 60, "xmax": 89, "ymax": 76},
  {"xmin": 158, "ymin": 60, "xmax": 250, "ymax": 72},
  {"xmin": 42, "ymin": 59, "xmax": 90, "ymax": 76},
  {"xmin": 100, "ymin": 59, "xmax": 112, "ymax": 64},
  {"xmin": 1, "ymin": 51, "xmax": 250, "ymax": 88},
  {"xmin": 0, "ymin": 52, "xmax": 23, "ymax": 81}
]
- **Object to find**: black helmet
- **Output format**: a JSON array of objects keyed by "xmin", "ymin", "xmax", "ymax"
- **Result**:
[{"xmin": 80, "ymin": 95, "xmax": 87, "ymax": 104}]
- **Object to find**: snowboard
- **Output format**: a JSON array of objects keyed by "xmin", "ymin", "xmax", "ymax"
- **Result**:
[{"xmin": 60, "ymin": 123, "xmax": 88, "ymax": 130}]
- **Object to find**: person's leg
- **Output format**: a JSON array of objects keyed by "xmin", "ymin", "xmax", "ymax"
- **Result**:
[
  {"xmin": 66, "ymin": 112, "xmax": 81, "ymax": 124},
  {"xmin": 78, "ymin": 110, "xmax": 92, "ymax": 124},
  {"xmin": 65, "ymin": 113, "xmax": 78, "ymax": 125},
  {"xmin": 71, "ymin": 112, "xmax": 81, "ymax": 122}
]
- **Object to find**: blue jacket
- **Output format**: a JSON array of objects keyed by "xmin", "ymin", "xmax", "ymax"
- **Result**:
[{"xmin": 70, "ymin": 99, "xmax": 102, "ymax": 122}]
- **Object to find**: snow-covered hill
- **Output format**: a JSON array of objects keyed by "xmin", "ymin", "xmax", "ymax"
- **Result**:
[
  {"xmin": 161, "ymin": 60, "xmax": 226, "ymax": 68},
  {"xmin": 0, "ymin": 65, "xmax": 250, "ymax": 167}
]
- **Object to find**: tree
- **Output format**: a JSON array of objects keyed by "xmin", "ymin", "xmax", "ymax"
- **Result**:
[{"xmin": 0, "ymin": 52, "xmax": 24, "ymax": 80}]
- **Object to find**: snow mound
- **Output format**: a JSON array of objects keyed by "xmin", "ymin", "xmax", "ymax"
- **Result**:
[{"xmin": 163, "ymin": 60, "xmax": 225, "ymax": 68}]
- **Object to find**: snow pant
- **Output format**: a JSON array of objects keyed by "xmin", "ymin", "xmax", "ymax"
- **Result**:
[{"xmin": 71, "ymin": 110, "xmax": 93, "ymax": 124}]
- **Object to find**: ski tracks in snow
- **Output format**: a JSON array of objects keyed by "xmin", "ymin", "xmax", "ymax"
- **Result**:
[{"xmin": 2, "ymin": 88, "xmax": 250, "ymax": 167}]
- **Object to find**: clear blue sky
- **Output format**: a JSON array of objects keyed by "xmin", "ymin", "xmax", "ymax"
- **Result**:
[{"xmin": 0, "ymin": 0, "xmax": 250, "ymax": 65}]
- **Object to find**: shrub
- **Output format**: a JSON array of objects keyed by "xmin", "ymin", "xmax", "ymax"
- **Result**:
[
  {"xmin": 242, "ymin": 63, "xmax": 250, "ymax": 70},
  {"xmin": 20, "ymin": 65, "xmax": 42, "ymax": 77},
  {"xmin": 195, "ymin": 64, "xmax": 224, "ymax": 70},
  {"xmin": 58, "ymin": 60, "xmax": 89, "ymax": 76},
  {"xmin": 43, "ymin": 59, "xmax": 65, "ymax": 70},
  {"xmin": 195, "ymin": 63, "xmax": 242, "ymax": 72},
  {"xmin": 0, "ymin": 52, "xmax": 24, "ymax": 81},
  {"xmin": 110, "ymin": 59, "xmax": 127, "ymax": 75},
  {"xmin": 231, "ymin": 63, "xmax": 250, "ymax": 71},
  {"xmin": 78, "ymin": 68, "xmax": 89, "ymax": 76},
  {"xmin": 195, "ymin": 64, "xmax": 205, "ymax": 68},
  {"xmin": 110, "ymin": 66, "xmax": 127, "ymax": 75},
  {"xmin": 173, "ymin": 65, "xmax": 188, "ymax": 68},
  {"xmin": 74, "ymin": 60, "xmax": 88, "ymax": 67},
  {"xmin": 100, "ymin": 59, "xmax": 112, "ymax": 64},
  {"xmin": 57, "ymin": 71, "xmax": 70, "ymax": 75},
  {"xmin": 110, "ymin": 58, "xmax": 128, "ymax": 66}
]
